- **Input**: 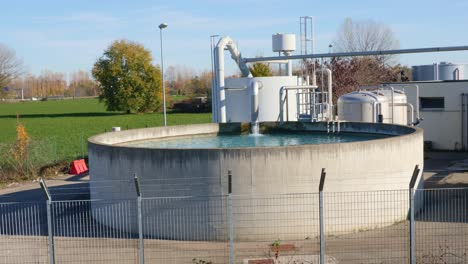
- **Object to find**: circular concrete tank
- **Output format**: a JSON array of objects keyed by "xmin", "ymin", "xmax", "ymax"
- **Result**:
[{"xmin": 88, "ymin": 122, "xmax": 423, "ymax": 241}]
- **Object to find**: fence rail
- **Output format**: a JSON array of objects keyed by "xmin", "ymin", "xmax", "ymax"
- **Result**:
[{"xmin": 1, "ymin": 170, "xmax": 468, "ymax": 263}]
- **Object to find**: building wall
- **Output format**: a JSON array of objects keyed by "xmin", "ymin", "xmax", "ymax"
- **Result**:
[{"xmin": 391, "ymin": 81, "xmax": 468, "ymax": 150}]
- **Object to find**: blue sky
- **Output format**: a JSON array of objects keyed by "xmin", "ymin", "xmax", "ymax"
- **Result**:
[{"xmin": 2, "ymin": 0, "xmax": 468, "ymax": 78}]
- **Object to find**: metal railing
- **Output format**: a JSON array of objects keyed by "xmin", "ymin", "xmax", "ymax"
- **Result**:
[{"xmin": 1, "ymin": 167, "xmax": 468, "ymax": 263}]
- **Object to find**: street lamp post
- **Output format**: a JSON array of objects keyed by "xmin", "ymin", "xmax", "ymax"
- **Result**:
[
  {"xmin": 210, "ymin": 35, "xmax": 219, "ymax": 123},
  {"xmin": 159, "ymin": 23, "xmax": 168, "ymax": 126}
]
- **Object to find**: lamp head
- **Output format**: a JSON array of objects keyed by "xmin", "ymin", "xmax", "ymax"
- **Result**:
[{"xmin": 159, "ymin": 23, "xmax": 168, "ymax": 29}]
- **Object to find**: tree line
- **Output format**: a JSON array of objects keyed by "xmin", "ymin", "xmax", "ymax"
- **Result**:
[{"xmin": 2, "ymin": 70, "xmax": 99, "ymax": 99}]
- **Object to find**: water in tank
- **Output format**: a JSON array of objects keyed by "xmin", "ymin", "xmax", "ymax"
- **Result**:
[{"xmin": 412, "ymin": 62, "xmax": 468, "ymax": 81}]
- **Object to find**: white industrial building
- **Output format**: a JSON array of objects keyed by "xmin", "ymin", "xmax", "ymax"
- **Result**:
[{"xmin": 384, "ymin": 80, "xmax": 468, "ymax": 151}]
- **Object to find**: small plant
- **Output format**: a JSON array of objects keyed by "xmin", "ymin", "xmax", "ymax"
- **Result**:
[
  {"xmin": 8, "ymin": 116, "xmax": 30, "ymax": 176},
  {"xmin": 271, "ymin": 239, "xmax": 281, "ymax": 260},
  {"xmin": 192, "ymin": 258, "xmax": 213, "ymax": 264}
]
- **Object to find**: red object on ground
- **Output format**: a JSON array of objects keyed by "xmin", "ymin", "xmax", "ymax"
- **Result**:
[{"xmin": 69, "ymin": 159, "xmax": 88, "ymax": 174}]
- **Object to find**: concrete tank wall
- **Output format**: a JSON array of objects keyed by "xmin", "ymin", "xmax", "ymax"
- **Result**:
[{"xmin": 88, "ymin": 122, "xmax": 423, "ymax": 241}]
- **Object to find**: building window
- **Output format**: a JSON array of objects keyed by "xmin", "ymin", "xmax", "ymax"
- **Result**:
[{"xmin": 420, "ymin": 97, "xmax": 444, "ymax": 110}]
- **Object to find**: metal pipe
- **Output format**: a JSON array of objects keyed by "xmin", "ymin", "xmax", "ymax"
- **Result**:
[
  {"xmin": 390, "ymin": 86, "xmax": 395, "ymax": 124},
  {"xmin": 214, "ymin": 36, "xmax": 253, "ymax": 123},
  {"xmin": 286, "ymin": 60, "xmax": 292, "ymax": 76},
  {"xmin": 407, "ymin": 103, "xmax": 414, "ymax": 125},
  {"xmin": 250, "ymin": 81, "xmax": 261, "ymax": 134},
  {"xmin": 372, "ymin": 102, "xmax": 378, "ymax": 123},
  {"xmin": 210, "ymin": 35, "xmax": 219, "ymax": 123},
  {"xmin": 312, "ymin": 68, "xmax": 333, "ymax": 119},
  {"xmin": 224, "ymin": 86, "xmax": 248, "ymax": 91},
  {"xmin": 244, "ymin": 45, "xmax": 468, "ymax": 63},
  {"xmin": 279, "ymin": 87, "xmax": 285, "ymax": 124}
]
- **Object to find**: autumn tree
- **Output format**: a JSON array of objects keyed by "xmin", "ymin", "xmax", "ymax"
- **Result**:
[
  {"xmin": 92, "ymin": 40, "xmax": 162, "ymax": 113},
  {"xmin": 311, "ymin": 58, "xmax": 409, "ymax": 103},
  {"xmin": 249, "ymin": 62, "xmax": 272, "ymax": 77},
  {"xmin": 0, "ymin": 43, "xmax": 24, "ymax": 89},
  {"xmin": 69, "ymin": 70, "xmax": 98, "ymax": 97}
]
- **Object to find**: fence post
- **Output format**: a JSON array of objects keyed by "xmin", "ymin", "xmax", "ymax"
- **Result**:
[
  {"xmin": 409, "ymin": 165, "xmax": 420, "ymax": 264},
  {"xmin": 228, "ymin": 170, "xmax": 234, "ymax": 264},
  {"xmin": 39, "ymin": 178, "xmax": 55, "ymax": 264},
  {"xmin": 318, "ymin": 168, "xmax": 326, "ymax": 264},
  {"xmin": 134, "ymin": 174, "xmax": 144, "ymax": 264}
]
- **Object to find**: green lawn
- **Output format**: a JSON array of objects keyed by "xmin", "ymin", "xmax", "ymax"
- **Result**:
[{"xmin": 0, "ymin": 98, "xmax": 212, "ymax": 162}]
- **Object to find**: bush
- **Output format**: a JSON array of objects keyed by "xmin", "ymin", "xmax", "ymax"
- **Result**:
[{"xmin": 0, "ymin": 122, "xmax": 56, "ymax": 183}]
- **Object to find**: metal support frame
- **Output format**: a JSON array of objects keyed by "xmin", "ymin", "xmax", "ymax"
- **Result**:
[
  {"xmin": 39, "ymin": 178, "xmax": 55, "ymax": 264},
  {"xmin": 134, "ymin": 174, "xmax": 144, "ymax": 264},
  {"xmin": 228, "ymin": 171, "xmax": 234, "ymax": 264},
  {"xmin": 318, "ymin": 168, "xmax": 326, "ymax": 264},
  {"xmin": 280, "ymin": 85, "xmax": 330, "ymax": 123},
  {"xmin": 409, "ymin": 165, "xmax": 420, "ymax": 264}
]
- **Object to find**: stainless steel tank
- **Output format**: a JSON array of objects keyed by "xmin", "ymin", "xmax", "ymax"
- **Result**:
[{"xmin": 412, "ymin": 62, "xmax": 468, "ymax": 81}]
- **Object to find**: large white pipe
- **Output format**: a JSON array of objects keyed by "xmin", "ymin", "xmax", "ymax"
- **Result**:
[
  {"xmin": 250, "ymin": 80, "xmax": 262, "ymax": 134},
  {"xmin": 286, "ymin": 60, "xmax": 292, "ymax": 76},
  {"xmin": 215, "ymin": 45, "xmax": 226, "ymax": 122},
  {"xmin": 212, "ymin": 50, "xmax": 218, "ymax": 122},
  {"xmin": 214, "ymin": 36, "xmax": 252, "ymax": 123}
]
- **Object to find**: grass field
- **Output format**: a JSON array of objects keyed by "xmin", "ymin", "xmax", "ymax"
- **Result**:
[{"xmin": 0, "ymin": 98, "xmax": 211, "ymax": 162}]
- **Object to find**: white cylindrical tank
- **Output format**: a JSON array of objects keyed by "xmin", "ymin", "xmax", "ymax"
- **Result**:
[
  {"xmin": 337, "ymin": 91, "xmax": 387, "ymax": 123},
  {"xmin": 412, "ymin": 62, "xmax": 468, "ymax": 81},
  {"xmin": 272, "ymin": 33, "xmax": 296, "ymax": 53},
  {"xmin": 338, "ymin": 89, "xmax": 408, "ymax": 125},
  {"xmin": 379, "ymin": 89, "xmax": 407, "ymax": 125}
]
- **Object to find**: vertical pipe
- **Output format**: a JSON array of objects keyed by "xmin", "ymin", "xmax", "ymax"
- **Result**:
[
  {"xmin": 228, "ymin": 171, "xmax": 234, "ymax": 264},
  {"xmin": 210, "ymin": 36, "xmax": 216, "ymax": 123},
  {"xmin": 325, "ymin": 69, "xmax": 333, "ymax": 120},
  {"xmin": 216, "ymin": 46, "xmax": 226, "ymax": 123},
  {"xmin": 250, "ymin": 81, "xmax": 260, "ymax": 134},
  {"xmin": 286, "ymin": 60, "xmax": 292, "ymax": 76},
  {"xmin": 279, "ymin": 87, "xmax": 284, "ymax": 124},
  {"xmin": 213, "ymin": 48, "xmax": 219, "ymax": 123}
]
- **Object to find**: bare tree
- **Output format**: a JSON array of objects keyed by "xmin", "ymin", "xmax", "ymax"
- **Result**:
[
  {"xmin": 0, "ymin": 43, "xmax": 24, "ymax": 88},
  {"xmin": 333, "ymin": 18, "xmax": 400, "ymax": 63}
]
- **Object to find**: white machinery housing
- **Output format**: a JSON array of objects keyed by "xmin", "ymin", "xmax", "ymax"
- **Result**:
[
  {"xmin": 213, "ymin": 35, "xmax": 333, "ymax": 125},
  {"xmin": 338, "ymin": 87, "xmax": 415, "ymax": 126}
]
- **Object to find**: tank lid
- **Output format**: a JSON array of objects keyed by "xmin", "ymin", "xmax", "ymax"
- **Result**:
[{"xmin": 338, "ymin": 91, "xmax": 384, "ymax": 103}]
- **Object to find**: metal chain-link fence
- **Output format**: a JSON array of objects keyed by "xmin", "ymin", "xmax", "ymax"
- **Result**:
[{"xmin": 1, "ymin": 171, "xmax": 467, "ymax": 264}]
